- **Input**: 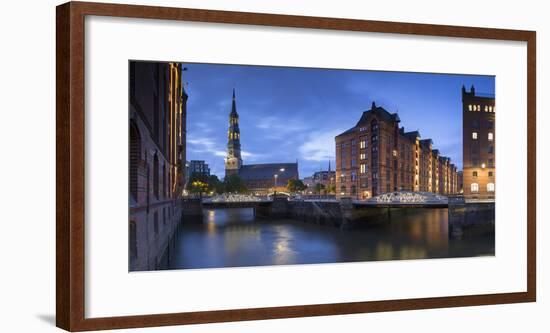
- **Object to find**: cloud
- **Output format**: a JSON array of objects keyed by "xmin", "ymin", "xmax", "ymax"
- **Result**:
[
  {"xmin": 187, "ymin": 135, "xmax": 266, "ymax": 162},
  {"xmin": 298, "ymin": 129, "xmax": 342, "ymax": 162},
  {"xmin": 187, "ymin": 136, "xmax": 226, "ymax": 157}
]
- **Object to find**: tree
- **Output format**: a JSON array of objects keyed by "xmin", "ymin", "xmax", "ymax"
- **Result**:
[
  {"xmin": 314, "ymin": 183, "xmax": 326, "ymax": 195},
  {"xmin": 223, "ymin": 174, "xmax": 248, "ymax": 193},
  {"xmin": 186, "ymin": 172, "xmax": 209, "ymax": 197},
  {"xmin": 287, "ymin": 179, "xmax": 307, "ymax": 193},
  {"xmin": 326, "ymin": 183, "xmax": 336, "ymax": 194},
  {"xmin": 188, "ymin": 180, "xmax": 208, "ymax": 198},
  {"xmin": 207, "ymin": 175, "xmax": 224, "ymax": 194}
]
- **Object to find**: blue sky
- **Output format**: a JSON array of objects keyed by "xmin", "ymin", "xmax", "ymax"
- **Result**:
[{"xmin": 181, "ymin": 62, "xmax": 495, "ymax": 179}]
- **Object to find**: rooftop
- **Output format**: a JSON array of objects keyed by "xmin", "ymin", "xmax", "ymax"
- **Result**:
[{"xmin": 239, "ymin": 163, "xmax": 299, "ymax": 181}]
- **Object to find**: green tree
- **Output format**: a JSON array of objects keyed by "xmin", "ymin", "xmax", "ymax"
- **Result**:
[
  {"xmin": 188, "ymin": 180, "xmax": 209, "ymax": 198},
  {"xmin": 223, "ymin": 174, "xmax": 248, "ymax": 193},
  {"xmin": 326, "ymin": 183, "xmax": 336, "ymax": 194},
  {"xmin": 287, "ymin": 179, "xmax": 307, "ymax": 193},
  {"xmin": 207, "ymin": 175, "xmax": 225, "ymax": 194},
  {"xmin": 314, "ymin": 183, "xmax": 326, "ymax": 195}
]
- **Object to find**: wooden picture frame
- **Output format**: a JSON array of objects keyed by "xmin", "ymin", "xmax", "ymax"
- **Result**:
[{"xmin": 56, "ymin": 1, "xmax": 536, "ymax": 331}]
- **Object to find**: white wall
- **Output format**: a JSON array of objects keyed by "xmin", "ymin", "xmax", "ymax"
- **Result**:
[{"xmin": 0, "ymin": 0, "xmax": 547, "ymax": 332}]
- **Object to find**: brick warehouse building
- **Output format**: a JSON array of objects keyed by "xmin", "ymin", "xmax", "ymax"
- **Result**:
[
  {"xmin": 129, "ymin": 61, "xmax": 187, "ymax": 271},
  {"xmin": 462, "ymin": 85, "xmax": 495, "ymax": 200},
  {"xmin": 335, "ymin": 102, "xmax": 459, "ymax": 200}
]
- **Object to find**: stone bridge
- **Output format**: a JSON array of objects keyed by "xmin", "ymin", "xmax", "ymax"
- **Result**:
[{"xmin": 182, "ymin": 194, "xmax": 493, "ymax": 232}]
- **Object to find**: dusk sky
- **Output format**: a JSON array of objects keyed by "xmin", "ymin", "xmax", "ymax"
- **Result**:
[{"xmin": 181, "ymin": 62, "xmax": 495, "ymax": 179}]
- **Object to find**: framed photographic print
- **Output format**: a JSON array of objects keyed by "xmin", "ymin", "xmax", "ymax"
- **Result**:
[{"xmin": 56, "ymin": 1, "xmax": 536, "ymax": 331}]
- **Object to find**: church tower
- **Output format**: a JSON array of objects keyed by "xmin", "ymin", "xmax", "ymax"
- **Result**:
[{"xmin": 225, "ymin": 88, "xmax": 243, "ymax": 178}]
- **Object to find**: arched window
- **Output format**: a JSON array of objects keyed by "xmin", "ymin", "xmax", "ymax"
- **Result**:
[
  {"xmin": 129, "ymin": 221, "xmax": 137, "ymax": 259},
  {"xmin": 471, "ymin": 183, "xmax": 479, "ymax": 192},
  {"xmin": 153, "ymin": 153, "xmax": 159, "ymax": 199},
  {"xmin": 371, "ymin": 119, "xmax": 379, "ymax": 132},
  {"xmin": 488, "ymin": 132, "xmax": 494, "ymax": 141},
  {"xmin": 129, "ymin": 121, "xmax": 141, "ymax": 201},
  {"xmin": 487, "ymin": 183, "xmax": 495, "ymax": 192}
]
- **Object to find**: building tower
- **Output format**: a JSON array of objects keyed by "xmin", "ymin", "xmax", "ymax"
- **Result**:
[
  {"xmin": 462, "ymin": 85, "xmax": 495, "ymax": 200},
  {"xmin": 225, "ymin": 88, "xmax": 243, "ymax": 178}
]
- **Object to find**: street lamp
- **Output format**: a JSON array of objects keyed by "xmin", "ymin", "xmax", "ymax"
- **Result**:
[
  {"xmin": 272, "ymin": 168, "xmax": 285, "ymax": 197},
  {"xmin": 273, "ymin": 174, "xmax": 278, "ymax": 196}
]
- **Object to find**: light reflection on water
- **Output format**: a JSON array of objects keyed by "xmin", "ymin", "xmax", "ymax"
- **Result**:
[{"xmin": 160, "ymin": 207, "xmax": 494, "ymax": 270}]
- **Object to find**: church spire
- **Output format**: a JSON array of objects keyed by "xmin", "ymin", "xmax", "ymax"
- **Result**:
[
  {"xmin": 225, "ymin": 88, "xmax": 242, "ymax": 178},
  {"xmin": 230, "ymin": 87, "xmax": 238, "ymax": 116}
]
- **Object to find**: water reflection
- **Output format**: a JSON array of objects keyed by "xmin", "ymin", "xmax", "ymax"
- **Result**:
[{"xmin": 160, "ymin": 207, "xmax": 494, "ymax": 270}]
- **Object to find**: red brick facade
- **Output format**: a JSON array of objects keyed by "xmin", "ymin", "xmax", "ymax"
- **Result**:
[
  {"xmin": 335, "ymin": 102, "xmax": 459, "ymax": 199},
  {"xmin": 129, "ymin": 62, "xmax": 187, "ymax": 271}
]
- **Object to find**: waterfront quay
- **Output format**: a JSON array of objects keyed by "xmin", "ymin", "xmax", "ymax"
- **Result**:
[{"xmin": 155, "ymin": 194, "xmax": 494, "ymax": 270}]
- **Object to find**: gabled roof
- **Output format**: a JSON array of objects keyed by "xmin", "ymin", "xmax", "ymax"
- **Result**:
[
  {"xmin": 356, "ymin": 102, "xmax": 400, "ymax": 126},
  {"xmin": 336, "ymin": 127, "xmax": 356, "ymax": 137},
  {"xmin": 336, "ymin": 102, "xmax": 399, "ymax": 137},
  {"xmin": 239, "ymin": 163, "xmax": 299, "ymax": 181},
  {"xmin": 402, "ymin": 130, "xmax": 420, "ymax": 142},
  {"xmin": 419, "ymin": 138, "xmax": 433, "ymax": 146}
]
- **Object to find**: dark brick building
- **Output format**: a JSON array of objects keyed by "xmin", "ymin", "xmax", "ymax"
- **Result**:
[
  {"xmin": 462, "ymin": 85, "xmax": 495, "ymax": 200},
  {"xmin": 129, "ymin": 61, "xmax": 187, "ymax": 271}
]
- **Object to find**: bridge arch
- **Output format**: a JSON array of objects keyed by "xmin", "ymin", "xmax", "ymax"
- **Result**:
[
  {"xmin": 367, "ymin": 191, "xmax": 448, "ymax": 204},
  {"xmin": 267, "ymin": 192, "xmax": 291, "ymax": 197}
]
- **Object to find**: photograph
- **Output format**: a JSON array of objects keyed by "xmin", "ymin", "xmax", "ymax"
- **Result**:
[{"xmin": 128, "ymin": 61, "xmax": 496, "ymax": 272}]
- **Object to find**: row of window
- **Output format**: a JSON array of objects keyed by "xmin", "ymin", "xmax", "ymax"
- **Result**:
[
  {"xmin": 471, "ymin": 183, "xmax": 495, "ymax": 192},
  {"xmin": 228, "ymin": 132, "xmax": 240, "ymax": 140},
  {"xmin": 473, "ymin": 171, "xmax": 494, "ymax": 177},
  {"xmin": 468, "ymin": 104, "xmax": 495, "ymax": 112},
  {"xmin": 472, "ymin": 132, "xmax": 494, "ymax": 141}
]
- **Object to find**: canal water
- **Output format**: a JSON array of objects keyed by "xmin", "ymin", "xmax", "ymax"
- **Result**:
[{"xmin": 159, "ymin": 207, "xmax": 494, "ymax": 270}]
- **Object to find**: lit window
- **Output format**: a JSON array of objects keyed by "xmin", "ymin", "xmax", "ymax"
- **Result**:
[
  {"xmin": 488, "ymin": 132, "xmax": 494, "ymax": 141},
  {"xmin": 360, "ymin": 164, "xmax": 367, "ymax": 174},
  {"xmin": 471, "ymin": 183, "xmax": 479, "ymax": 192},
  {"xmin": 359, "ymin": 140, "xmax": 366, "ymax": 149},
  {"xmin": 484, "ymin": 105, "xmax": 488, "ymax": 112},
  {"xmin": 472, "ymin": 132, "xmax": 478, "ymax": 139},
  {"xmin": 477, "ymin": 105, "xmax": 481, "ymax": 111},
  {"xmin": 360, "ymin": 153, "xmax": 366, "ymax": 160},
  {"xmin": 487, "ymin": 183, "xmax": 495, "ymax": 192},
  {"xmin": 468, "ymin": 104, "xmax": 473, "ymax": 111}
]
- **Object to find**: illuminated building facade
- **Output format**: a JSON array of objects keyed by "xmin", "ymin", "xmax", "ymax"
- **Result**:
[
  {"xmin": 462, "ymin": 85, "xmax": 495, "ymax": 200},
  {"xmin": 335, "ymin": 102, "xmax": 459, "ymax": 199},
  {"xmin": 129, "ymin": 61, "xmax": 187, "ymax": 271}
]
